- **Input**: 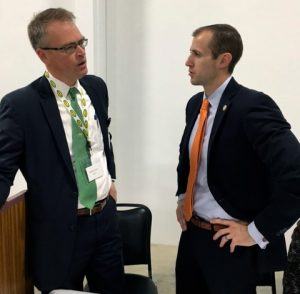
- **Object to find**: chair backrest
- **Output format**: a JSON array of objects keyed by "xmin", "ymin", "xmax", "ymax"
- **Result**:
[
  {"xmin": 116, "ymin": 203, "xmax": 153, "ymax": 278},
  {"xmin": 0, "ymin": 191, "xmax": 34, "ymax": 294}
]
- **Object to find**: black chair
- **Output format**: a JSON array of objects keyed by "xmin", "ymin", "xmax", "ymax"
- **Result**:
[
  {"xmin": 256, "ymin": 271, "xmax": 276, "ymax": 294},
  {"xmin": 117, "ymin": 203, "xmax": 158, "ymax": 294}
]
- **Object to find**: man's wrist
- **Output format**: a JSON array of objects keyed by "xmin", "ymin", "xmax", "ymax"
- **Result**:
[
  {"xmin": 248, "ymin": 221, "xmax": 269, "ymax": 249},
  {"xmin": 177, "ymin": 194, "xmax": 185, "ymax": 204}
]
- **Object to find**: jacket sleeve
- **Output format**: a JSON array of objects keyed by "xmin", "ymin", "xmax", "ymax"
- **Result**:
[
  {"xmin": 0, "ymin": 96, "xmax": 24, "ymax": 207},
  {"xmin": 243, "ymin": 93, "xmax": 300, "ymax": 242},
  {"xmin": 101, "ymin": 77, "xmax": 116, "ymax": 179}
]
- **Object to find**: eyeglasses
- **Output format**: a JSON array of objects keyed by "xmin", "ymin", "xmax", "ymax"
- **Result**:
[{"xmin": 40, "ymin": 38, "xmax": 88, "ymax": 54}]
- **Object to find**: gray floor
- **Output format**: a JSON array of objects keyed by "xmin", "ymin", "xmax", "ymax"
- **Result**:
[
  {"xmin": 127, "ymin": 244, "xmax": 284, "ymax": 294},
  {"xmin": 35, "ymin": 244, "xmax": 284, "ymax": 293}
]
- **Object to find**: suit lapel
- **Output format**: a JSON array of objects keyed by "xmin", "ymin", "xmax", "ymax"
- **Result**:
[
  {"xmin": 187, "ymin": 94, "xmax": 204, "ymax": 137},
  {"xmin": 182, "ymin": 93, "xmax": 204, "ymax": 159},
  {"xmin": 80, "ymin": 79, "xmax": 110, "ymax": 155},
  {"xmin": 38, "ymin": 76, "xmax": 76, "ymax": 184},
  {"xmin": 207, "ymin": 78, "xmax": 241, "ymax": 157}
]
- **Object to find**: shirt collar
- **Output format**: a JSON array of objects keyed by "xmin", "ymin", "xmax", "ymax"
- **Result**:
[
  {"xmin": 206, "ymin": 76, "xmax": 232, "ymax": 109},
  {"xmin": 46, "ymin": 71, "xmax": 84, "ymax": 100}
]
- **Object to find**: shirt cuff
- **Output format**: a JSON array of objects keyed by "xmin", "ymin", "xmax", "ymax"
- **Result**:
[
  {"xmin": 177, "ymin": 194, "xmax": 185, "ymax": 203},
  {"xmin": 248, "ymin": 221, "xmax": 269, "ymax": 249}
]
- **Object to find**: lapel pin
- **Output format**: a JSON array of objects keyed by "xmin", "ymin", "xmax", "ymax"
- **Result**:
[{"xmin": 223, "ymin": 105, "xmax": 227, "ymax": 111}]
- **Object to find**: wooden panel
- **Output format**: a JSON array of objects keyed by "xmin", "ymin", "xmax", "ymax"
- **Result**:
[{"xmin": 0, "ymin": 191, "xmax": 34, "ymax": 294}]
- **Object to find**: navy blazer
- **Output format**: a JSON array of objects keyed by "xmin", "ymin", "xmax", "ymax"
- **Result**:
[
  {"xmin": 177, "ymin": 78, "xmax": 300, "ymax": 272},
  {"xmin": 0, "ymin": 75, "xmax": 115, "ymax": 289}
]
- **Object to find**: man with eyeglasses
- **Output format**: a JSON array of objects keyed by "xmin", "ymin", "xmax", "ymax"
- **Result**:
[{"xmin": 0, "ymin": 8, "xmax": 123, "ymax": 294}]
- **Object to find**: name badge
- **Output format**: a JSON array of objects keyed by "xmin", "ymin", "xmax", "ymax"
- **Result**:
[{"xmin": 86, "ymin": 164, "xmax": 103, "ymax": 182}]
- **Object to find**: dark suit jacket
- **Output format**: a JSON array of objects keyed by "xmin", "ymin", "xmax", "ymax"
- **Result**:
[
  {"xmin": 0, "ymin": 75, "xmax": 115, "ymax": 290},
  {"xmin": 177, "ymin": 78, "xmax": 300, "ymax": 272}
]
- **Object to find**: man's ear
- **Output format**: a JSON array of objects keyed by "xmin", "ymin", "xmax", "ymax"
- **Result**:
[
  {"xmin": 36, "ymin": 48, "xmax": 48, "ymax": 65},
  {"xmin": 218, "ymin": 53, "xmax": 232, "ymax": 70}
]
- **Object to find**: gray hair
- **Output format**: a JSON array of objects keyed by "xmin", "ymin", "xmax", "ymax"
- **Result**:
[{"xmin": 27, "ymin": 7, "xmax": 75, "ymax": 50}]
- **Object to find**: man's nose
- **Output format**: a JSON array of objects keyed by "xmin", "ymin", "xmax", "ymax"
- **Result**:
[
  {"xmin": 185, "ymin": 55, "xmax": 192, "ymax": 67},
  {"xmin": 76, "ymin": 44, "xmax": 85, "ymax": 55}
]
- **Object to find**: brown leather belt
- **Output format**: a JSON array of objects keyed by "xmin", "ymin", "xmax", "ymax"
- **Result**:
[
  {"xmin": 77, "ymin": 197, "xmax": 108, "ymax": 216},
  {"xmin": 190, "ymin": 215, "xmax": 228, "ymax": 232}
]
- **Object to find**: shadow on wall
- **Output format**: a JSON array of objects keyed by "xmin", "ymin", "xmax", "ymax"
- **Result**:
[{"xmin": 106, "ymin": 0, "xmax": 148, "ymax": 195}]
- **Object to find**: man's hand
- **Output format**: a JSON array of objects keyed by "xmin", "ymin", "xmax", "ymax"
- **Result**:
[
  {"xmin": 109, "ymin": 182, "xmax": 117, "ymax": 202},
  {"xmin": 210, "ymin": 218, "xmax": 255, "ymax": 253},
  {"xmin": 176, "ymin": 199, "xmax": 187, "ymax": 231}
]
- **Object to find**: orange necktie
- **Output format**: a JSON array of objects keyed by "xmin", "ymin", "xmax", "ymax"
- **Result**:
[{"xmin": 183, "ymin": 98, "xmax": 210, "ymax": 221}]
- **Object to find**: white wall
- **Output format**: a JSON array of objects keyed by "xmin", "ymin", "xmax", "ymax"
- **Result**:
[
  {"xmin": 1, "ymin": 0, "xmax": 299, "ymax": 248},
  {"xmin": 0, "ymin": 0, "xmax": 51, "ymax": 194},
  {"xmin": 105, "ymin": 0, "xmax": 300, "ymax": 247},
  {"xmin": 0, "ymin": 0, "xmax": 97, "ymax": 195}
]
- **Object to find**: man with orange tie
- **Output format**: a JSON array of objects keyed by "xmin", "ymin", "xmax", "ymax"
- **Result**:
[{"xmin": 175, "ymin": 24, "xmax": 300, "ymax": 294}]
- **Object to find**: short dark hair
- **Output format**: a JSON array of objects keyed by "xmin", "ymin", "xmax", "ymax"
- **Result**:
[
  {"xmin": 27, "ymin": 8, "xmax": 75, "ymax": 50},
  {"xmin": 193, "ymin": 24, "xmax": 243, "ymax": 74}
]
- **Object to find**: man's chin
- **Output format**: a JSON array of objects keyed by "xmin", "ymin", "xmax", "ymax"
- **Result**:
[
  {"xmin": 190, "ymin": 79, "xmax": 201, "ymax": 86},
  {"xmin": 82, "ymin": 67, "xmax": 88, "ymax": 75},
  {"xmin": 78, "ymin": 68, "xmax": 88, "ymax": 79}
]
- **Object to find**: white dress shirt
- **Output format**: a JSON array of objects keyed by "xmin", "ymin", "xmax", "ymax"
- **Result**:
[
  {"xmin": 180, "ymin": 76, "xmax": 268, "ymax": 249},
  {"xmin": 47, "ymin": 73, "xmax": 112, "ymax": 208}
]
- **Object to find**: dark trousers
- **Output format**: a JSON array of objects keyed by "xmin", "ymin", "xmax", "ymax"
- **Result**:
[
  {"xmin": 176, "ymin": 222, "xmax": 256, "ymax": 294},
  {"xmin": 42, "ymin": 196, "xmax": 124, "ymax": 294}
]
